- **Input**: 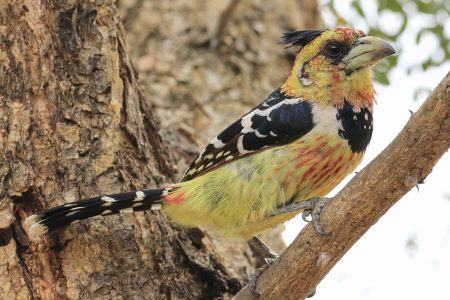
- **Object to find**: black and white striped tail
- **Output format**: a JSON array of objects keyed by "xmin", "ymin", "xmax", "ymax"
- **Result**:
[{"xmin": 25, "ymin": 187, "xmax": 176, "ymax": 238}]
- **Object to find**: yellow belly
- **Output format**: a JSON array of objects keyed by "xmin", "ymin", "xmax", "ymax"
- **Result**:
[{"xmin": 163, "ymin": 134, "xmax": 363, "ymax": 239}]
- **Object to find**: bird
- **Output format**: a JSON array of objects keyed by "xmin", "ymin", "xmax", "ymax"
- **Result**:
[{"xmin": 25, "ymin": 28, "xmax": 395, "ymax": 248}]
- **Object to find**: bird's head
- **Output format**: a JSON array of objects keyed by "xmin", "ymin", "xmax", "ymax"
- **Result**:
[{"xmin": 281, "ymin": 28, "xmax": 396, "ymax": 108}]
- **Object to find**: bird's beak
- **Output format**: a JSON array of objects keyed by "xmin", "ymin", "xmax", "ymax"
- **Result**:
[{"xmin": 343, "ymin": 36, "xmax": 396, "ymax": 72}]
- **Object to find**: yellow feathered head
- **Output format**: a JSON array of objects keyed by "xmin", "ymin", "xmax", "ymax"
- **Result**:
[{"xmin": 282, "ymin": 28, "xmax": 395, "ymax": 108}]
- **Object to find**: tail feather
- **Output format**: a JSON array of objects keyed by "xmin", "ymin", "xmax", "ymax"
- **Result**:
[{"xmin": 25, "ymin": 187, "xmax": 176, "ymax": 238}]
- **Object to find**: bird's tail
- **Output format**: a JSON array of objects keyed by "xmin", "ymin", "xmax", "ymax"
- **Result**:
[{"xmin": 24, "ymin": 187, "xmax": 177, "ymax": 238}]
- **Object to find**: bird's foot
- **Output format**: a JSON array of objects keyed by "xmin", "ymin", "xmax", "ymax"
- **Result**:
[
  {"xmin": 247, "ymin": 236, "xmax": 279, "ymax": 295},
  {"xmin": 247, "ymin": 236, "xmax": 318, "ymax": 297},
  {"xmin": 248, "ymin": 254, "xmax": 278, "ymax": 295},
  {"xmin": 301, "ymin": 197, "xmax": 332, "ymax": 236},
  {"xmin": 271, "ymin": 197, "xmax": 332, "ymax": 236}
]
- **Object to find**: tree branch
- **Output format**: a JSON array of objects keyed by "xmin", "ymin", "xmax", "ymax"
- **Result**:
[{"xmin": 234, "ymin": 71, "xmax": 450, "ymax": 300}]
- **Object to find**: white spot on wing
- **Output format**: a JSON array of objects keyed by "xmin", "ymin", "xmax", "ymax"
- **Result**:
[
  {"xmin": 151, "ymin": 203, "xmax": 162, "ymax": 210},
  {"xmin": 237, "ymin": 135, "xmax": 252, "ymax": 154},
  {"xmin": 211, "ymin": 137, "xmax": 225, "ymax": 148},
  {"xmin": 194, "ymin": 149, "xmax": 206, "ymax": 164},
  {"xmin": 241, "ymin": 115, "xmax": 253, "ymax": 129},
  {"xmin": 70, "ymin": 206, "xmax": 84, "ymax": 211},
  {"xmin": 240, "ymin": 98, "xmax": 302, "ymax": 135},
  {"xmin": 101, "ymin": 196, "xmax": 118, "ymax": 202},
  {"xmin": 135, "ymin": 191, "xmax": 145, "ymax": 201},
  {"xmin": 255, "ymin": 131, "xmax": 267, "ymax": 138}
]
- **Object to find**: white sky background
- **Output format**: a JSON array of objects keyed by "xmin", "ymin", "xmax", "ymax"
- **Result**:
[{"xmin": 282, "ymin": 1, "xmax": 450, "ymax": 299}]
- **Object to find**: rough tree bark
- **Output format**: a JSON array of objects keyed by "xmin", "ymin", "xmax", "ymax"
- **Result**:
[
  {"xmin": 234, "ymin": 71, "xmax": 450, "ymax": 299},
  {"xmin": 0, "ymin": 1, "xmax": 242, "ymax": 299},
  {"xmin": 0, "ymin": 0, "xmax": 324, "ymax": 299}
]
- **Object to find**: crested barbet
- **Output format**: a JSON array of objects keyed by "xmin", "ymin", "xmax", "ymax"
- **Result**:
[{"xmin": 25, "ymin": 28, "xmax": 395, "ymax": 245}]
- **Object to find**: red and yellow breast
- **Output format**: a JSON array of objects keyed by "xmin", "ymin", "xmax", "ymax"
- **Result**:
[
  {"xmin": 273, "ymin": 133, "xmax": 364, "ymax": 202},
  {"xmin": 162, "ymin": 130, "xmax": 364, "ymax": 239}
]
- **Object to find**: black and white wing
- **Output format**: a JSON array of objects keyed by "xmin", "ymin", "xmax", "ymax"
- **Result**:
[{"xmin": 182, "ymin": 89, "xmax": 315, "ymax": 181}]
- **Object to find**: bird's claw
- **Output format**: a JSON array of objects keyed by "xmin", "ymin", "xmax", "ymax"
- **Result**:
[
  {"xmin": 270, "ymin": 197, "xmax": 332, "ymax": 236},
  {"xmin": 248, "ymin": 255, "xmax": 279, "ymax": 295},
  {"xmin": 301, "ymin": 197, "xmax": 332, "ymax": 236},
  {"xmin": 302, "ymin": 209, "xmax": 311, "ymax": 222},
  {"xmin": 248, "ymin": 255, "xmax": 316, "ymax": 297}
]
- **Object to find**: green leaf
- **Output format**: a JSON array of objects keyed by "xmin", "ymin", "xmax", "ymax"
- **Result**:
[
  {"xmin": 421, "ymin": 58, "xmax": 434, "ymax": 70},
  {"xmin": 374, "ymin": 71, "xmax": 390, "ymax": 85},
  {"xmin": 416, "ymin": 0, "xmax": 440, "ymax": 14},
  {"xmin": 385, "ymin": 0, "xmax": 403, "ymax": 12}
]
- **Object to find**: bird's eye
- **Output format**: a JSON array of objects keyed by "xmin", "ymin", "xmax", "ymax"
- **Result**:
[{"xmin": 324, "ymin": 42, "xmax": 344, "ymax": 59}]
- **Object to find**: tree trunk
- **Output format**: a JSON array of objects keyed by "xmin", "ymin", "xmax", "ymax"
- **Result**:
[{"xmin": 0, "ymin": 0, "xmax": 322, "ymax": 299}]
